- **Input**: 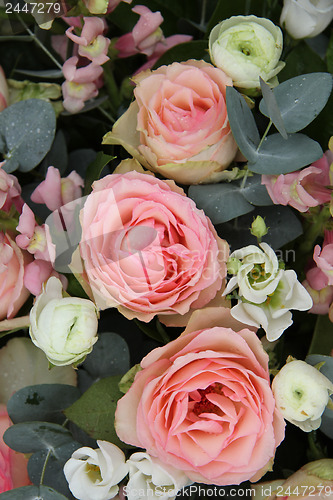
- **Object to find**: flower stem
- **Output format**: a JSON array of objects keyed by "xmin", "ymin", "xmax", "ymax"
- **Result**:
[
  {"xmin": 200, "ymin": 0, "xmax": 207, "ymax": 29},
  {"xmin": 256, "ymin": 120, "xmax": 272, "ymax": 153},
  {"xmin": 40, "ymin": 449, "xmax": 52, "ymax": 485}
]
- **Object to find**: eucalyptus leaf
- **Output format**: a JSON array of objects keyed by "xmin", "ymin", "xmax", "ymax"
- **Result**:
[
  {"xmin": 82, "ymin": 332, "xmax": 130, "ymax": 379},
  {"xmin": 0, "ymin": 485, "xmax": 68, "ymax": 499},
  {"xmin": 259, "ymin": 77, "xmax": 287, "ymax": 139},
  {"xmin": 189, "ymin": 182, "xmax": 254, "ymax": 224},
  {"xmin": 226, "ymin": 86, "xmax": 260, "ymax": 162},
  {"xmin": 64, "ymin": 375, "xmax": 131, "ymax": 448},
  {"xmin": 237, "ymin": 174, "xmax": 274, "ymax": 206},
  {"xmin": 248, "ymin": 133, "xmax": 323, "ymax": 175},
  {"xmin": 0, "ymin": 99, "xmax": 56, "ymax": 173},
  {"xmin": 259, "ymin": 73, "xmax": 333, "ymax": 133},
  {"xmin": 7, "ymin": 384, "xmax": 81, "ymax": 425},
  {"xmin": 3, "ymin": 421, "xmax": 74, "ymax": 454}
]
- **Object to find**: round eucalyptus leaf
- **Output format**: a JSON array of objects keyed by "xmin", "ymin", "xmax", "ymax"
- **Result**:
[
  {"xmin": 0, "ymin": 485, "xmax": 68, "ymax": 499},
  {"xmin": 82, "ymin": 332, "xmax": 130, "ymax": 379},
  {"xmin": 259, "ymin": 73, "xmax": 333, "ymax": 133},
  {"xmin": 7, "ymin": 384, "xmax": 81, "ymax": 425},
  {"xmin": 189, "ymin": 183, "xmax": 254, "ymax": 224},
  {"xmin": 3, "ymin": 421, "xmax": 74, "ymax": 454},
  {"xmin": 237, "ymin": 174, "xmax": 274, "ymax": 206},
  {"xmin": 0, "ymin": 99, "xmax": 56, "ymax": 173}
]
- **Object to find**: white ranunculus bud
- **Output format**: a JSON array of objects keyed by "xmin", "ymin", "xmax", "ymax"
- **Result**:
[
  {"xmin": 125, "ymin": 452, "xmax": 192, "ymax": 500},
  {"xmin": 272, "ymin": 360, "xmax": 333, "ymax": 432},
  {"xmin": 209, "ymin": 15, "xmax": 285, "ymax": 94},
  {"xmin": 64, "ymin": 440, "xmax": 129, "ymax": 500},
  {"xmin": 29, "ymin": 276, "xmax": 99, "ymax": 366},
  {"xmin": 280, "ymin": 0, "xmax": 333, "ymax": 39}
]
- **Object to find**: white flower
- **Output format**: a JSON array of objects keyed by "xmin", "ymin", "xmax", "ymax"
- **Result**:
[
  {"xmin": 280, "ymin": 0, "xmax": 333, "ymax": 39},
  {"xmin": 29, "ymin": 276, "xmax": 99, "ymax": 366},
  {"xmin": 125, "ymin": 452, "xmax": 192, "ymax": 500},
  {"xmin": 209, "ymin": 15, "xmax": 285, "ymax": 92},
  {"xmin": 64, "ymin": 440, "xmax": 129, "ymax": 500},
  {"xmin": 224, "ymin": 244, "xmax": 313, "ymax": 341},
  {"xmin": 272, "ymin": 360, "xmax": 333, "ymax": 432}
]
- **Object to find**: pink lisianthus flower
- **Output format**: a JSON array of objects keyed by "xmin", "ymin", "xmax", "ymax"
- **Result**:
[
  {"xmin": 0, "ymin": 66, "xmax": 8, "ymax": 112},
  {"xmin": 16, "ymin": 204, "xmax": 55, "ymax": 262},
  {"xmin": 116, "ymin": 5, "xmax": 164, "ymax": 58},
  {"xmin": 262, "ymin": 150, "xmax": 333, "ymax": 213},
  {"xmin": 115, "ymin": 307, "xmax": 285, "ymax": 485},
  {"xmin": 31, "ymin": 166, "xmax": 84, "ymax": 212},
  {"xmin": 0, "ymin": 163, "xmax": 24, "ymax": 214},
  {"xmin": 0, "ymin": 405, "xmax": 30, "ymax": 493},
  {"xmin": 66, "ymin": 17, "xmax": 110, "ymax": 65},
  {"xmin": 23, "ymin": 260, "xmax": 68, "ymax": 296}
]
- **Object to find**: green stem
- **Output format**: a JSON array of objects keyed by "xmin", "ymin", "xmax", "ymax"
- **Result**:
[
  {"xmin": 256, "ymin": 120, "xmax": 272, "ymax": 152},
  {"xmin": 298, "ymin": 206, "xmax": 331, "ymax": 255},
  {"xmin": 240, "ymin": 167, "xmax": 250, "ymax": 189},
  {"xmin": 200, "ymin": 0, "xmax": 207, "ymax": 29},
  {"xmin": 98, "ymin": 105, "xmax": 115, "ymax": 124},
  {"xmin": 40, "ymin": 449, "xmax": 52, "ymax": 485}
]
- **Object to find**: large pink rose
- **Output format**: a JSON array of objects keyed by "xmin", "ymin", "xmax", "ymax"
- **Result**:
[
  {"xmin": 76, "ymin": 171, "xmax": 228, "ymax": 325},
  {"xmin": 103, "ymin": 60, "xmax": 238, "ymax": 184},
  {"xmin": 0, "ymin": 232, "xmax": 32, "ymax": 320},
  {"xmin": 0, "ymin": 405, "xmax": 30, "ymax": 492},
  {"xmin": 115, "ymin": 308, "xmax": 285, "ymax": 485}
]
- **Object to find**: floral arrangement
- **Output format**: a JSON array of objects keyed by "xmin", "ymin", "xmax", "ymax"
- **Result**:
[{"xmin": 0, "ymin": 0, "xmax": 333, "ymax": 499}]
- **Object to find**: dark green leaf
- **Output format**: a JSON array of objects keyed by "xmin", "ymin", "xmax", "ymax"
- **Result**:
[
  {"xmin": 41, "ymin": 130, "xmax": 68, "ymax": 175},
  {"xmin": 0, "ymin": 36, "xmax": 32, "ymax": 42},
  {"xmin": 259, "ymin": 73, "xmax": 333, "ymax": 133},
  {"xmin": 279, "ymin": 41, "xmax": 327, "ymax": 82},
  {"xmin": 248, "ymin": 133, "xmax": 323, "ymax": 174},
  {"xmin": 205, "ymin": 0, "xmax": 267, "ymax": 35},
  {"xmin": 7, "ymin": 384, "xmax": 81, "ymax": 425},
  {"xmin": 153, "ymin": 41, "xmax": 208, "ymax": 68},
  {"xmin": 226, "ymin": 86, "xmax": 260, "ymax": 162},
  {"xmin": 0, "ymin": 485, "xmax": 68, "ymax": 499},
  {"xmin": 64, "ymin": 376, "xmax": 130, "ymax": 447},
  {"xmin": 82, "ymin": 332, "xmax": 130, "ymax": 378},
  {"xmin": 0, "ymin": 99, "xmax": 56, "ymax": 173},
  {"xmin": 327, "ymin": 31, "xmax": 333, "ymax": 74},
  {"xmin": 308, "ymin": 315, "xmax": 333, "ymax": 356},
  {"xmin": 259, "ymin": 77, "xmax": 287, "ymax": 139},
  {"xmin": 189, "ymin": 183, "xmax": 254, "ymax": 224},
  {"xmin": 3, "ymin": 422, "xmax": 74, "ymax": 454},
  {"xmin": 84, "ymin": 151, "xmax": 114, "ymax": 195}
]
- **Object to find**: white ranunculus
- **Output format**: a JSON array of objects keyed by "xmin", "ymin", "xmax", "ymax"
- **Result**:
[
  {"xmin": 29, "ymin": 276, "xmax": 99, "ymax": 366},
  {"xmin": 272, "ymin": 360, "xmax": 333, "ymax": 432},
  {"xmin": 280, "ymin": 0, "xmax": 333, "ymax": 39},
  {"xmin": 64, "ymin": 440, "xmax": 129, "ymax": 500},
  {"xmin": 209, "ymin": 15, "xmax": 285, "ymax": 93},
  {"xmin": 125, "ymin": 452, "xmax": 192, "ymax": 500}
]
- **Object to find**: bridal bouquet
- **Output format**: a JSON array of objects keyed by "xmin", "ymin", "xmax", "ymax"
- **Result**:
[{"xmin": 0, "ymin": 0, "xmax": 332, "ymax": 498}]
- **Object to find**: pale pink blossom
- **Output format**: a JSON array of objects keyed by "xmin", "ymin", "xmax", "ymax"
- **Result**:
[
  {"xmin": 262, "ymin": 150, "xmax": 332, "ymax": 212},
  {"xmin": 62, "ymin": 56, "xmax": 103, "ymax": 84},
  {"xmin": 0, "ymin": 405, "xmax": 30, "ymax": 492},
  {"xmin": 31, "ymin": 166, "xmax": 84, "ymax": 212},
  {"xmin": 0, "ymin": 233, "xmax": 32, "ymax": 320},
  {"xmin": 83, "ymin": 0, "xmax": 131, "ymax": 15},
  {"xmin": 0, "ymin": 66, "xmax": 8, "ymax": 112},
  {"xmin": 66, "ymin": 17, "xmax": 110, "ymax": 65},
  {"xmin": 24, "ymin": 260, "xmax": 68, "ymax": 296},
  {"xmin": 0, "ymin": 164, "xmax": 23, "ymax": 214},
  {"xmin": 16, "ymin": 204, "xmax": 55, "ymax": 262},
  {"xmin": 116, "ymin": 6, "xmax": 164, "ymax": 58},
  {"xmin": 302, "ymin": 278, "xmax": 333, "ymax": 315},
  {"xmin": 136, "ymin": 34, "xmax": 193, "ymax": 74},
  {"xmin": 107, "ymin": 0, "xmax": 132, "ymax": 13},
  {"xmin": 313, "ymin": 243, "xmax": 333, "ymax": 286}
]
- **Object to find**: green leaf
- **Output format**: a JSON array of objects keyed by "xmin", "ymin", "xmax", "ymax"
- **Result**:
[
  {"xmin": 64, "ymin": 375, "xmax": 130, "ymax": 447},
  {"xmin": 259, "ymin": 73, "xmax": 333, "ymax": 133},
  {"xmin": 259, "ymin": 77, "xmax": 287, "ymax": 139},
  {"xmin": 3, "ymin": 422, "xmax": 74, "ymax": 454},
  {"xmin": 0, "ymin": 485, "xmax": 68, "ymax": 499},
  {"xmin": 153, "ymin": 41, "xmax": 208, "ymax": 69},
  {"xmin": 308, "ymin": 315, "xmax": 333, "ymax": 356},
  {"xmin": 279, "ymin": 41, "xmax": 327, "ymax": 82},
  {"xmin": 82, "ymin": 332, "xmax": 130, "ymax": 379},
  {"xmin": 226, "ymin": 86, "xmax": 260, "ymax": 162},
  {"xmin": 84, "ymin": 151, "xmax": 114, "ymax": 195},
  {"xmin": 237, "ymin": 174, "xmax": 274, "ymax": 206},
  {"xmin": 189, "ymin": 183, "xmax": 254, "ymax": 224},
  {"xmin": 0, "ymin": 99, "xmax": 56, "ymax": 173},
  {"xmin": 7, "ymin": 384, "xmax": 81, "ymax": 425},
  {"xmin": 248, "ymin": 133, "xmax": 323, "ymax": 175},
  {"xmin": 41, "ymin": 130, "xmax": 68, "ymax": 175},
  {"xmin": 14, "ymin": 69, "xmax": 63, "ymax": 79},
  {"xmin": 205, "ymin": 0, "xmax": 267, "ymax": 36},
  {"xmin": 327, "ymin": 31, "xmax": 333, "ymax": 74}
]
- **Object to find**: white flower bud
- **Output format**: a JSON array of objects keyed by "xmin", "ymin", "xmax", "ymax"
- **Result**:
[
  {"xmin": 125, "ymin": 452, "xmax": 192, "ymax": 500},
  {"xmin": 272, "ymin": 360, "xmax": 333, "ymax": 432},
  {"xmin": 29, "ymin": 276, "xmax": 99, "ymax": 366},
  {"xmin": 280, "ymin": 0, "xmax": 333, "ymax": 39},
  {"xmin": 64, "ymin": 440, "xmax": 129, "ymax": 500}
]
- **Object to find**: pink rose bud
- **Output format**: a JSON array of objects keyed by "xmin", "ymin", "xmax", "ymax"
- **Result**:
[
  {"xmin": 31, "ymin": 166, "xmax": 84, "ymax": 212},
  {"xmin": 0, "ymin": 66, "xmax": 9, "ymax": 112},
  {"xmin": 66, "ymin": 17, "xmax": 110, "ymax": 65},
  {"xmin": 0, "ymin": 232, "xmax": 32, "ymax": 320}
]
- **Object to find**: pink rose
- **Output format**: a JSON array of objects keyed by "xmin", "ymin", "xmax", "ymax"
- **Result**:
[
  {"xmin": 103, "ymin": 60, "xmax": 238, "ymax": 184},
  {"xmin": 77, "ymin": 171, "xmax": 229, "ymax": 325},
  {"xmin": 0, "ymin": 405, "xmax": 30, "ymax": 492},
  {"xmin": 115, "ymin": 307, "xmax": 285, "ymax": 485},
  {"xmin": 0, "ymin": 232, "xmax": 32, "ymax": 320}
]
